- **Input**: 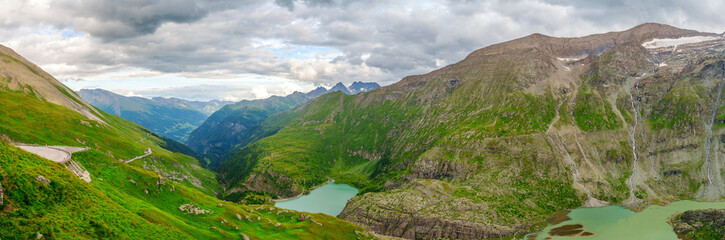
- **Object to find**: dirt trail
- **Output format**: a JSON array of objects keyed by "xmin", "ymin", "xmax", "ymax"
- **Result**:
[{"xmin": 124, "ymin": 148, "xmax": 152, "ymax": 163}]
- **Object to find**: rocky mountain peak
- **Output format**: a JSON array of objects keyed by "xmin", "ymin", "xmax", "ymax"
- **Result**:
[
  {"xmin": 328, "ymin": 82, "xmax": 351, "ymax": 95},
  {"xmin": 305, "ymin": 87, "xmax": 329, "ymax": 98},
  {"xmin": 349, "ymin": 82, "xmax": 381, "ymax": 94}
]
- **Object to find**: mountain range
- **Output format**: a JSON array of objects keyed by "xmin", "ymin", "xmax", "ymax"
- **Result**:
[{"xmin": 77, "ymin": 89, "xmax": 233, "ymax": 142}]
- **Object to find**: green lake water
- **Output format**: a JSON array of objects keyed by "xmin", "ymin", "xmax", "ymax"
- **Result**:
[
  {"xmin": 274, "ymin": 181, "xmax": 359, "ymax": 217},
  {"xmin": 532, "ymin": 200, "xmax": 725, "ymax": 239}
]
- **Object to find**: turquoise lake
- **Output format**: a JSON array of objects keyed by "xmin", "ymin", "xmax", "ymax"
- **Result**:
[
  {"xmin": 274, "ymin": 181, "xmax": 359, "ymax": 217},
  {"xmin": 531, "ymin": 200, "xmax": 725, "ymax": 239}
]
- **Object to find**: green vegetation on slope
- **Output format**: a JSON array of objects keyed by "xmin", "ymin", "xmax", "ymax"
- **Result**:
[
  {"xmin": 187, "ymin": 92, "xmax": 310, "ymax": 169},
  {"xmin": 649, "ymin": 86, "xmax": 702, "ymax": 132},
  {"xmin": 0, "ymin": 141, "xmax": 189, "ymax": 239},
  {"xmin": 0, "ymin": 140, "xmax": 373, "ymax": 239},
  {"xmin": 573, "ymin": 81, "xmax": 622, "ymax": 132}
]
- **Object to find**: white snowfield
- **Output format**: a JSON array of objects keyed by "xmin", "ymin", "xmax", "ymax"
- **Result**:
[
  {"xmin": 16, "ymin": 145, "xmax": 89, "ymax": 163},
  {"xmin": 642, "ymin": 35, "xmax": 721, "ymax": 49},
  {"xmin": 556, "ymin": 56, "xmax": 586, "ymax": 62}
]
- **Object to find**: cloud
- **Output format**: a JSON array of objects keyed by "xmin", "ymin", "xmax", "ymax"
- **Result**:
[
  {"xmin": 2, "ymin": 0, "xmax": 724, "ymax": 101},
  {"xmin": 111, "ymin": 82, "xmax": 307, "ymax": 102},
  {"xmin": 123, "ymin": 91, "xmax": 144, "ymax": 97}
]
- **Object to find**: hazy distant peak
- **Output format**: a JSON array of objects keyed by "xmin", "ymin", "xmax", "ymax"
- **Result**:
[
  {"xmin": 328, "ymin": 82, "xmax": 351, "ymax": 95},
  {"xmin": 349, "ymin": 82, "xmax": 381, "ymax": 94}
]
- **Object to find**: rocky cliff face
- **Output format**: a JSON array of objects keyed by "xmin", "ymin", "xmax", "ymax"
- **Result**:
[{"xmin": 218, "ymin": 23, "xmax": 725, "ymax": 239}]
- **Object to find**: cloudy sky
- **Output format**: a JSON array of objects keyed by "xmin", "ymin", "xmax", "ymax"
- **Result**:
[{"xmin": 1, "ymin": 0, "xmax": 724, "ymax": 101}]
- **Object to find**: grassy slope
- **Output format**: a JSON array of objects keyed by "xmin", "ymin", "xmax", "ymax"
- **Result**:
[
  {"xmin": 0, "ymin": 141, "xmax": 372, "ymax": 239},
  {"xmin": 0, "ymin": 88, "xmax": 219, "ymax": 194}
]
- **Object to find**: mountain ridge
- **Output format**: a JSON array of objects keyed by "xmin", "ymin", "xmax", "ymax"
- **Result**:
[{"xmin": 77, "ymin": 88, "xmax": 233, "ymax": 142}]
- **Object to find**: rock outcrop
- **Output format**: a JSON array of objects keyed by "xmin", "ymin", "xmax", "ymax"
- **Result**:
[
  {"xmin": 35, "ymin": 175, "xmax": 50, "ymax": 185},
  {"xmin": 670, "ymin": 209, "xmax": 725, "ymax": 239},
  {"xmin": 178, "ymin": 203, "xmax": 212, "ymax": 215},
  {"xmin": 237, "ymin": 171, "xmax": 303, "ymax": 198},
  {"xmin": 0, "ymin": 181, "xmax": 4, "ymax": 205}
]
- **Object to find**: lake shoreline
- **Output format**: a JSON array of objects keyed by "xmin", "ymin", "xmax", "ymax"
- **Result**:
[
  {"xmin": 273, "ymin": 180, "xmax": 359, "ymax": 217},
  {"xmin": 529, "ymin": 200, "xmax": 725, "ymax": 239},
  {"xmin": 273, "ymin": 178, "xmax": 334, "ymax": 202}
]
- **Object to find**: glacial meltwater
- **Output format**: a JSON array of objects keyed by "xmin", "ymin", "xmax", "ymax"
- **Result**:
[
  {"xmin": 274, "ymin": 181, "xmax": 359, "ymax": 217},
  {"xmin": 531, "ymin": 200, "xmax": 725, "ymax": 239}
]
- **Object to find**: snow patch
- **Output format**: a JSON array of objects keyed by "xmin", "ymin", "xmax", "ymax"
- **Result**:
[
  {"xmin": 642, "ymin": 36, "xmax": 721, "ymax": 49},
  {"xmin": 556, "ymin": 56, "xmax": 586, "ymax": 62}
]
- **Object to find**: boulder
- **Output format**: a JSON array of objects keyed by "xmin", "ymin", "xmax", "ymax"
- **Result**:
[{"xmin": 35, "ymin": 175, "xmax": 50, "ymax": 185}]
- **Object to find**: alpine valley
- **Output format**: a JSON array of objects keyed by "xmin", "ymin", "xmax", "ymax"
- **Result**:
[{"xmin": 1, "ymin": 22, "xmax": 725, "ymax": 240}]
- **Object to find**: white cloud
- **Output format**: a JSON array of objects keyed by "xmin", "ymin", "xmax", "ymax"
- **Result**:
[
  {"xmin": 251, "ymin": 87, "xmax": 270, "ymax": 99},
  {"xmin": 123, "ymin": 91, "xmax": 144, "ymax": 97}
]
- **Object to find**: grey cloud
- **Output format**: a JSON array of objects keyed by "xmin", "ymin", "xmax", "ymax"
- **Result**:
[
  {"xmin": 44, "ymin": 0, "xmax": 252, "ymax": 41},
  {"xmin": 4, "ymin": 0, "xmax": 725, "ymax": 100},
  {"xmin": 275, "ymin": 0, "xmax": 337, "ymax": 11}
]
